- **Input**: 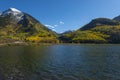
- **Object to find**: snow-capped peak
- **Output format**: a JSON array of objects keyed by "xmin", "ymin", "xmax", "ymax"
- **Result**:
[
  {"xmin": 1, "ymin": 8, "xmax": 24, "ymax": 22},
  {"xmin": 9, "ymin": 8, "xmax": 21, "ymax": 13},
  {"xmin": 2, "ymin": 8, "xmax": 23, "ymax": 16}
]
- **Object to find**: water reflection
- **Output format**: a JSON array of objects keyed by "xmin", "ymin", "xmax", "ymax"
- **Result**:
[{"xmin": 0, "ymin": 45, "xmax": 120, "ymax": 80}]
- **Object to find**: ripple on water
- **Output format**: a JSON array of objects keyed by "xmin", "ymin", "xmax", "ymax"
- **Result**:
[{"xmin": 0, "ymin": 45, "xmax": 120, "ymax": 80}]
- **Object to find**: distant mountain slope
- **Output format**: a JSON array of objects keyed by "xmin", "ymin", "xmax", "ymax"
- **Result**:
[
  {"xmin": 113, "ymin": 15, "xmax": 120, "ymax": 21},
  {"xmin": 80, "ymin": 18, "xmax": 120, "ymax": 30},
  {"xmin": 0, "ymin": 8, "xmax": 59, "ymax": 43},
  {"xmin": 59, "ymin": 17, "xmax": 120, "ymax": 43}
]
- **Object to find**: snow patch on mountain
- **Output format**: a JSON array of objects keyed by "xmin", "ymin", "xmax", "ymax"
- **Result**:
[
  {"xmin": 9, "ymin": 8, "xmax": 21, "ymax": 13},
  {"xmin": 1, "ymin": 8, "xmax": 24, "ymax": 22}
]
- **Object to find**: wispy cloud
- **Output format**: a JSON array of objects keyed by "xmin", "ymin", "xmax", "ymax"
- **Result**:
[
  {"xmin": 52, "ymin": 29, "xmax": 56, "ymax": 31},
  {"xmin": 59, "ymin": 21, "xmax": 64, "ymax": 24},
  {"xmin": 45, "ymin": 21, "xmax": 65, "ymax": 31},
  {"xmin": 45, "ymin": 24, "xmax": 55, "ymax": 28},
  {"xmin": 54, "ymin": 25, "xmax": 58, "ymax": 27},
  {"xmin": 45, "ymin": 24, "xmax": 56, "ymax": 31}
]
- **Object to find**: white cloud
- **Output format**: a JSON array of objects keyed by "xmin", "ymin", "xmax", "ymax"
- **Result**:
[
  {"xmin": 54, "ymin": 25, "xmax": 58, "ymax": 27},
  {"xmin": 59, "ymin": 21, "xmax": 64, "ymax": 24},
  {"xmin": 45, "ymin": 24, "xmax": 58, "ymax": 29},
  {"xmin": 52, "ymin": 29, "xmax": 56, "ymax": 31},
  {"xmin": 45, "ymin": 24, "xmax": 55, "ymax": 28},
  {"xmin": 45, "ymin": 24, "xmax": 56, "ymax": 31},
  {"xmin": 45, "ymin": 21, "xmax": 65, "ymax": 31}
]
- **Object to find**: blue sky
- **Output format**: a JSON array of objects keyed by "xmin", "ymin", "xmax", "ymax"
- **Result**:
[{"xmin": 0, "ymin": 0, "xmax": 120, "ymax": 33}]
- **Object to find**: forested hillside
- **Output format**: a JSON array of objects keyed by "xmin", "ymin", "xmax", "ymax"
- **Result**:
[{"xmin": 59, "ymin": 17, "xmax": 120, "ymax": 43}]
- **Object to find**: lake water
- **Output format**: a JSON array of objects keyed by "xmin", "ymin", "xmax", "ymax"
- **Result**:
[{"xmin": 0, "ymin": 44, "xmax": 120, "ymax": 80}]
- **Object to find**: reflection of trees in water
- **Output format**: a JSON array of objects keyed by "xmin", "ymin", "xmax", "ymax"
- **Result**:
[
  {"xmin": 0, "ymin": 45, "xmax": 119, "ymax": 80},
  {"xmin": 0, "ymin": 46, "xmax": 47, "ymax": 80}
]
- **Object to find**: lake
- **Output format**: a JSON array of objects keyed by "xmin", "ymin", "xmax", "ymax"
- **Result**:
[{"xmin": 0, "ymin": 44, "xmax": 120, "ymax": 80}]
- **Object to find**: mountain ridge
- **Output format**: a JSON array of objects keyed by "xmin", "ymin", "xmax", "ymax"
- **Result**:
[
  {"xmin": 0, "ymin": 8, "xmax": 59, "ymax": 43},
  {"xmin": 1, "ymin": 8, "xmax": 120, "ymax": 44},
  {"xmin": 113, "ymin": 15, "xmax": 120, "ymax": 21},
  {"xmin": 1, "ymin": 8, "xmax": 24, "ymax": 23},
  {"xmin": 59, "ymin": 16, "xmax": 120, "ymax": 43},
  {"xmin": 80, "ymin": 18, "xmax": 120, "ymax": 30}
]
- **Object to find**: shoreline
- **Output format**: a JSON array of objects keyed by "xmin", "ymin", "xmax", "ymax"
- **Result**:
[{"xmin": 0, "ymin": 42, "xmax": 120, "ymax": 47}]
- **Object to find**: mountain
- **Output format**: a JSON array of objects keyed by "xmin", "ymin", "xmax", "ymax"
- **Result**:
[
  {"xmin": 80, "ymin": 18, "xmax": 120, "ymax": 30},
  {"xmin": 1, "ymin": 8, "xmax": 24, "ymax": 23},
  {"xmin": 0, "ymin": 12, "xmax": 2, "ymax": 16},
  {"xmin": 113, "ymin": 15, "xmax": 120, "ymax": 21},
  {"xmin": 1, "ymin": 8, "xmax": 120, "ymax": 44},
  {"xmin": 59, "ymin": 17, "xmax": 120, "ymax": 43},
  {"xmin": 0, "ymin": 8, "xmax": 59, "ymax": 43}
]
